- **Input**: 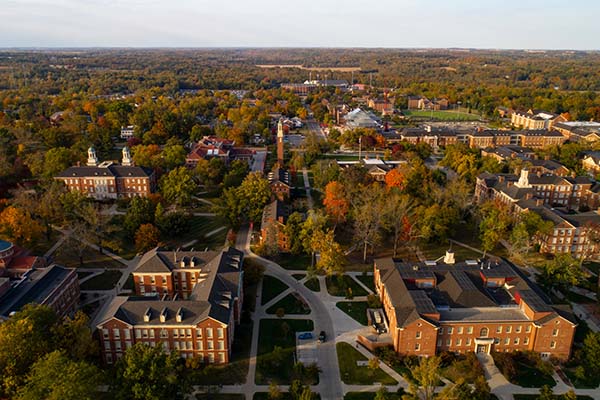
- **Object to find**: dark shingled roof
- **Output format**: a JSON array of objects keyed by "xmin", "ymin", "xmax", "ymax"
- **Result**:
[
  {"xmin": 98, "ymin": 247, "xmax": 244, "ymax": 326},
  {"xmin": 56, "ymin": 163, "xmax": 153, "ymax": 178}
]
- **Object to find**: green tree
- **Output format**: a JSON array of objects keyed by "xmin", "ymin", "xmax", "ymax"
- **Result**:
[
  {"xmin": 237, "ymin": 172, "xmax": 272, "ymax": 223},
  {"xmin": 0, "ymin": 304, "xmax": 59, "ymax": 397},
  {"xmin": 162, "ymin": 144, "xmax": 186, "ymax": 170},
  {"xmin": 16, "ymin": 351, "xmax": 100, "ymax": 400},
  {"xmin": 222, "ymin": 159, "xmax": 249, "ymax": 188},
  {"xmin": 538, "ymin": 385, "xmax": 554, "ymax": 400},
  {"xmin": 540, "ymin": 253, "xmax": 585, "ymax": 292},
  {"xmin": 478, "ymin": 201, "xmax": 512, "ymax": 254},
  {"xmin": 124, "ymin": 196, "xmax": 156, "ymax": 235},
  {"xmin": 160, "ymin": 166, "xmax": 196, "ymax": 207},
  {"xmin": 311, "ymin": 229, "xmax": 345, "ymax": 276},
  {"xmin": 268, "ymin": 381, "xmax": 282, "ymax": 399},
  {"xmin": 284, "ymin": 212, "xmax": 306, "ymax": 255},
  {"xmin": 52, "ymin": 312, "xmax": 99, "ymax": 362},
  {"xmin": 42, "ymin": 147, "xmax": 77, "ymax": 179},
  {"xmin": 408, "ymin": 355, "xmax": 441, "ymax": 400},
  {"xmin": 580, "ymin": 332, "xmax": 600, "ymax": 382},
  {"xmin": 110, "ymin": 343, "xmax": 189, "ymax": 400}
]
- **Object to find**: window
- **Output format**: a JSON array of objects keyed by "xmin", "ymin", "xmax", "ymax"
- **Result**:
[
  {"xmin": 552, "ymin": 329, "xmax": 559, "ymax": 337},
  {"xmin": 207, "ymin": 328, "xmax": 213, "ymax": 339},
  {"xmin": 416, "ymin": 331, "xmax": 422, "ymax": 339},
  {"xmin": 504, "ymin": 338, "xmax": 510, "ymax": 345},
  {"xmin": 496, "ymin": 326, "xmax": 502, "ymax": 334},
  {"xmin": 437, "ymin": 339, "xmax": 442, "ymax": 347},
  {"xmin": 106, "ymin": 353, "xmax": 113, "ymax": 364},
  {"xmin": 457, "ymin": 327, "xmax": 463, "ymax": 334},
  {"xmin": 524, "ymin": 337, "xmax": 529, "ymax": 345},
  {"xmin": 102, "ymin": 329, "xmax": 109, "ymax": 339},
  {"xmin": 217, "ymin": 328, "xmax": 224, "ymax": 339},
  {"xmin": 207, "ymin": 341, "xmax": 214, "ymax": 350},
  {"xmin": 446, "ymin": 339, "xmax": 451, "ymax": 346},
  {"xmin": 124, "ymin": 330, "xmax": 131, "ymax": 340},
  {"xmin": 115, "ymin": 342, "xmax": 122, "ymax": 351},
  {"xmin": 506, "ymin": 326, "xmax": 512, "ymax": 334},
  {"xmin": 480, "ymin": 327, "xmax": 489, "ymax": 337},
  {"xmin": 456, "ymin": 339, "xmax": 462, "ymax": 346},
  {"xmin": 447, "ymin": 327, "xmax": 453, "ymax": 334},
  {"xmin": 466, "ymin": 338, "xmax": 472, "ymax": 346},
  {"xmin": 514, "ymin": 338, "xmax": 520, "ymax": 345},
  {"xmin": 135, "ymin": 329, "xmax": 141, "ymax": 339},
  {"xmin": 149, "ymin": 330, "xmax": 155, "ymax": 339},
  {"xmin": 516, "ymin": 326, "xmax": 522, "ymax": 333},
  {"xmin": 179, "ymin": 329, "xmax": 186, "ymax": 338},
  {"xmin": 467, "ymin": 326, "xmax": 473, "ymax": 334},
  {"xmin": 196, "ymin": 341, "xmax": 203, "ymax": 351},
  {"xmin": 104, "ymin": 341, "xmax": 111, "ymax": 350},
  {"xmin": 494, "ymin": 338, "xmax": 500, "ymax": 345},
  {"xmin": 219, "ymin": 353, "xmax": 226, "ymax": 363},
  {"xmin": 526, "ymin": 325, "xmax": 532, "ymax": 333},
  {"xmin": 113, "ymin": 329, "xmax": 120, "ymax": 339},
  {"xmin": 217, "ymin": 341, "xmax": 224, "ymax": 350},
  {"xmin": 186, "ymin": 329, "xmax": 192, "ymax": 337},
  {"xmin": 208, "ymin": 353, "xmax": 215, "ymax": 363},
  {"xmin": 196, "ymin": 329, "xmax": 203, "ymax": 338},
  {"xmin": 415, "ymin": 343, "xmax": 420, "ymax": 351},
  {"xmin": 550, "ymin": 341, "xmax": 556, "ymax": 349}
]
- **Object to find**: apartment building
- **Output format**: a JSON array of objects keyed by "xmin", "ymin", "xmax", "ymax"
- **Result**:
[
  {"xmin": 511, "ymin": 110, "xmax": 567, "ymax": 130},
  {"xmin": 97, "ymin": 247, "xmax": 244, "ymax": 365},
  {"xmin": 373, "ymin": 255, "xmax": 576, "ymax": 360},
  {"xmin": 55, "ymin": 147, "xmax": 156, "ymax": 199}
]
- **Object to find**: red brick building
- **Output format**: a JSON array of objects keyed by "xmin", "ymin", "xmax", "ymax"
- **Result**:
[
  {"xmin": 260, "ymin": 200, "xmax": 289, "ymax": 252},
  {"xmin": 268, "ymin": 168, "xmax": 291, "ymax": 201},
  {"xmin": 373, "ymin": 255, "xmax": 576, "ymax": 360},
  {"xmin": 0, "ymin": 264, "xmax": 79, "ymax": 319},
  {"xmin": 96, "ymin": 247, "xmax": 244, "ymax": 365},
  {"xmin": 55, "ymin": 147, "xmax": 156, "ymax": 200}
]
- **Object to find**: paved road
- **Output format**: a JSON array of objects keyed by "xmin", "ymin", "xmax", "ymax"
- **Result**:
[
  {"xmin": 236, "ymin": 226, "xmax": 344, "ymax": 400},
  {"xmin": 305, "ymin": 117, "xmax": 327, "ymax": 142}
]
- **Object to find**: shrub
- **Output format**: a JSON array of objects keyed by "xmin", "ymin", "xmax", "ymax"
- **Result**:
[{"xmin": 367, "ymin": 294, "xmax": 382, "ymax": 308}]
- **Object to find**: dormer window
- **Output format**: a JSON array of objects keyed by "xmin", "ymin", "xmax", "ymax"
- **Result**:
[
  {"xmin": 176, "ymin": 308, "xmax": 183, "ymax": 323},
  {"xmin": 143, "ymin": 308, "xmax": 152, "ymax": 322},
  {"xmin": 159, "ymin": 308, "xmax": 167, "ymax": 323}
]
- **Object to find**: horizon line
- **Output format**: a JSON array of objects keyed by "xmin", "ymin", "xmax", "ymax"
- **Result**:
[{"xmin": 0, "ymin": 46, "xmax": 599, "ymax": 52}]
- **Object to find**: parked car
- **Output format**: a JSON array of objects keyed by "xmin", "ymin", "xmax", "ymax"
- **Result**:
[
  {"xmin": 298, "ymin": 332, "xmax": 313, "ymax": 340},
  {"xmin": 318, "ymin": 331, "xmax": 326, "ymax": 343}
]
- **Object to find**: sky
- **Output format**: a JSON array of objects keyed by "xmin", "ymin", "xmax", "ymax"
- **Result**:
[{"xmin": 1, "ymin": 0, "xmax": 598, "ymax": 49}]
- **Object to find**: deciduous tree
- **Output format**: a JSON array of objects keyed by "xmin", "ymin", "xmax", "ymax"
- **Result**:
[{"xmin": 135, "ymin": 223, "xmax": 161, "ymax": 253}]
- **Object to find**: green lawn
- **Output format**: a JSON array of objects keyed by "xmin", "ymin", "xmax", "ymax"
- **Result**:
[
  {"xmin": 261, "ymin": 275, "xmax": 289, "ymax": 305},
  {"xmin": 326, "ymin": 275, "xmax": 368, "ymax": 297},
  {"xmin": 53, "ymin": 244, "xmax": 126, "ymax": 269},
  {"xmin": 276, "ymin": 253, "xmax": 312, "ymax": 270},
  {"xmin": 336, "ymin": 301, "xmax": 369, "ymax": 325},
  {"xmin": 344, "ymin": 392, "xmax": 404, "ymax": 400},
  {"xmin": 266, "ymin": 293, "xmax": 311, "ymax": 315},
  {"xmin": 355, "ymin": 274, "xmax": 375, "ymax": 292},
  {"xmin": 256, "ymin": 319, "xmax": 314, "ymax": 385},
  {"xmin": 402, "ymin": 109, "xmax": 481, "ymax": 121},
  {"xmin": 514, "ymin": 364, "xmax": 555, "ymax": 388},
  {"xmin": 163, "ymin": 215, "xmax": 228, "ymax": 251},
  {"xmin": 305, "ymin": 277, "xmax": 320, "ymax": 292},
  {"xmin": 79, "ymin": 270, "xmax": 122, "ymax": 291},
  {"xmin": 336, "ymin": 342, "xmax": 397, "ymax": 385},
  {"xmin": 187, "ymin": 320, "xmax": 253, "ymax": 385}
]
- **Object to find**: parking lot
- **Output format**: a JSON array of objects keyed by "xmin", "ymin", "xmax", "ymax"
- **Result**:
[{"xmin": 296, "ymin": 331, "xmax": 318, "ymax": 364}]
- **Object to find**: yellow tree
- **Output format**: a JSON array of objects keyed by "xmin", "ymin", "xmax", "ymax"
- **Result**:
[{"xmin": 0, "ymin": 206, "xmax": 44, "ymax": 247}]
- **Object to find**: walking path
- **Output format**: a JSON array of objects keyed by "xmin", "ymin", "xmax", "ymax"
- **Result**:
[
  {"xmin": 43, "ymin": 234, "xmax": 67, "ymax": 257},
  {"xmin": 302, "ymin": 168, "xmax": 314, "ymax": 210}
]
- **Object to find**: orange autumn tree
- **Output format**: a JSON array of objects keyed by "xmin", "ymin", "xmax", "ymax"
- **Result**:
[
  {"xmin": 323, "ymin": 181, "xmax": 348, "ymax": 228},
  {"xmin": 384, "ymin": 168, "xmax": 406, "ymax": 190}
]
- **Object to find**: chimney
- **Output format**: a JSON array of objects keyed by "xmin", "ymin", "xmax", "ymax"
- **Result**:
[{"xmin": 443, "ymin": 251, "xmax": 455, "ymax": 265}]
